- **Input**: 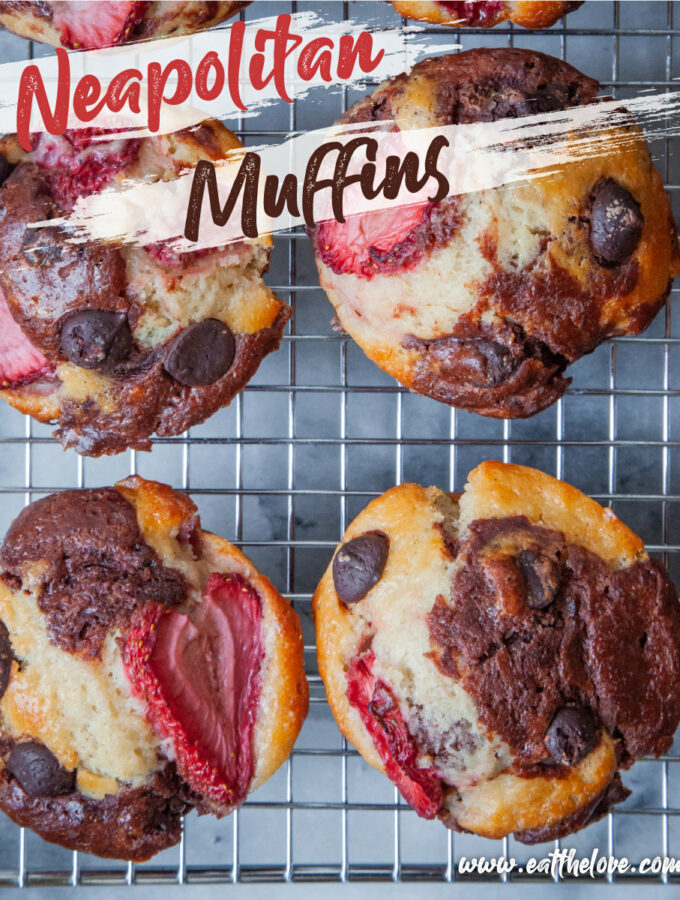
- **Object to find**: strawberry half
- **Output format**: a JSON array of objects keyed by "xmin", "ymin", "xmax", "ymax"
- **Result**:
[
  {"xmin": 436, "ymin": 1, "xmax": 505, "ymax": 24},
  {"xmin": 123, "ymin": 572, "xmax": 263, "ymax": 811},
  {"xmin": 51, "ymin": 1, "xmax": 149, "ymax": 50},
  {"xmin": 346, "ymin": 652, "xmax": 442, "ymax": 819},
  {"xmin": 315, "ymin": 201, "xmax": 430, "ymax": 279},
  {"xmin": 32, "ymin": 132, "xmax": 142, "ymax": 211},
  {"xmin": 144, "ymin": 242, "xmax": 216, "ymax": 269},
  {"xmin": 0, "ymin": 288, "xmax": 51, "ymax": 390}
]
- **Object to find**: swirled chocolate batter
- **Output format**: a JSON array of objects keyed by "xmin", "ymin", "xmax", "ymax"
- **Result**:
[
  {"xmin": 1, "ymin": 488, "xmax": 188, "ymax": 658},
  {"xmin": 315, "ymin": 467, "xmax": 680, "ymax": 843},
  {"xmin": 428, "ymin": 516, "xmax": 680, "ymax": 767},
  {"xmin": 0, "ymin": 750, "xmax": 190, "ymax": 861}
]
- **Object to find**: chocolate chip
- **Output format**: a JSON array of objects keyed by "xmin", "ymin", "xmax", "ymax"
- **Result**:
[
  {"xmin": 0, "ymin": 620, "xmax": 12, "ymax": 701},
  {"xmin": 60, "ymin": 309, "xmax": 133, "ymax": 372},
  {"xmin": 332, "ymin": 532, "xmax": 389, "ymax": 606},
  {"xmin": 164, "ymin": 319, "xmax": 235, "ymax": 387},
  {"xmin": 517, "ymin": 549, "xmax": 561, "ymax": 609},
  {"xmin": 6, "ymin": 741, "xmax": 76, "ymax": 797},
  {"xmin": 474, "ymin": 338, "xmax": 518, "ymax": 387},
  {"xmin": 440, "ymin": 335, "xmax": 518, "ymax": 388},
  {"xmin": 545, "ymin": 706, "xmax": 597, "ymax": 765},
  {"xmin": 590, "ymin": 179, "xmax": 643, "ymax": 264},
  {"xmin": 21, "ymin": 226, "xmax": 66, "ymax": 266},
  {"xmin": 532, "ymin": 82, "xmax": 574, "ymax": 114},
  {"xmin": 0, "ymin": 154, "xmax": 15, "ymax": 187}
]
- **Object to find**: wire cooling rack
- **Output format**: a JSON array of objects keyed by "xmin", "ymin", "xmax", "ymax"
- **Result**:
[{"xmin": 1, "ymin": 0, "xmax": 680, "ymax": 887}]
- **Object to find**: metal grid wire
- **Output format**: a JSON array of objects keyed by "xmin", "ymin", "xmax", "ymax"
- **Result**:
[{"xmin": 1, "ymin": 0, "xmax": 680, "ymax": 886}]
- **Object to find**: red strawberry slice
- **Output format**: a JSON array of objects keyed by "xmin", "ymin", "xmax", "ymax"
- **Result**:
[
  {"xmin": 0, "ymin": 288, "xmax": 51, "ymax": 390},
  {"xmin": 346, "ymin": 652, "xmax": 443, "ymax": 819},
  {"xmin": 144, "ymin": 241, "xmax": 215, "ymax": 269},
  {"xmin": 33, "ymin": 131, "xmax": 142, "ymax": 210},
  {"xmin": 123, "ymin": 572, "xmax": 263, "ymax": 811},
  {"xmin": 51, "ymin": 1, "xmax": 149, "ymax": 50},
  {"xmin": 62, "ymin": 128, "xmax": 126, "ymax": 154},
  {"xmin": 436, "ymin": 1, "xmax": 505, "ymax": 25},
  {"xmin": 315, "ymin": 201, "xmax": 430, "ymax": 279}
]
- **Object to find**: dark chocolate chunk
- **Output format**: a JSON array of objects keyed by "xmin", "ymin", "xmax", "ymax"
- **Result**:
[
  {"xmin": 60, "ymin": 310, "xmax": 133, "ymax": 372},
  {"xmin": 0, "ymin": 620, "xmax": 12, "ymax": 701},
  {"xmin": 21, "ymin": 226, "xmax": 67, "ymax": 266},
  {"xmin": 470, "ymin": 337, "xmax": 518, "ymax": 387},
  {"xmin": 590, "ymin": 179, "xmax": 644, "ymax": 264},
  {"xmin": 517, "ymin": 549, "xmax": 561, "ymax": 609},
  {"xmin": 0, "ymin": 154, "xmax": 15, "ymax": 187},
  {"xmin": 332, "ymin": 532, "xmax": 389, "ymax": 606},
  {"xmin": 545, "ymin": 706, "xmax": 597, "ymax": 765},
  {"xmin": 404, "ymin": 318, "xmax": 570, "ymax": 418},
  {"xmin": 6, "ymin": 742, "xmax": 76, "ymax": 797},
  {"xmin": 488, "ymin": 85, "xmax": 570, "ymax": 121},
  {"xmin": 164, "ymin": 319, "xmax": 235, "ymax": 387}
]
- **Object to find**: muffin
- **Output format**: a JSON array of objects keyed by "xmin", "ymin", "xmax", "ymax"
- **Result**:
[
  {"xmin": 0, "ymin": 121, "xmax": 288, "ymax": 455},
  {"xmin": 313, "ymin": 461, "xmax": 680, "ymax": 841},
  {"xmin": 0, "ymin": 1, "xmax": 247, "ymax": 49},
  {"xmin": 309, "ymin": 48, "xmax": 680, "ymax": 418},
  {"xmin": 0, "ymin": 476, "xmax": 308, "ymax": 860},
  {"xmin": 390, "ymin": 1, "xmax": 583, "ymax": 28}
]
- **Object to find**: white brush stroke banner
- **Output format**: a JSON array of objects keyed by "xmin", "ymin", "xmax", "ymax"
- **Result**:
[{"xmin": 40, "ymin": 89, "xmax": 680, "ymax": 253}]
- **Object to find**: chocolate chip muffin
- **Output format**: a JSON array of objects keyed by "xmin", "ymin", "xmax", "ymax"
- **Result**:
[
  {"xmin": 313, "ymin": 462, "xmax": 680, "ymax": 841},
  {"xmin": 0, "ymin": 2, "xmax": 248, "ymax": 49},
  {"xmin": 309, "ymin": 49, "xmax": 680, "ymax": 418},
  {"xmin": 0, "ymin": 122, "xmax": 288, "ymax": 455},
  {"xmin": 0, "ymin": 477, "xmax": 308, "ymax": 860},
  {"xmin": 390, "ymin": 1, "xmax": 583, "ymax": 28}
]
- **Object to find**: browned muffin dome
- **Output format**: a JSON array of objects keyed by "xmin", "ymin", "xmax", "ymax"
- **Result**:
[
  {"xmin": 0, "ymin": 2, "xmax": 248, "ymax": 50},
  {"xmin": 0, "ymin": 122, "xmax": 287, "ymax": 455},
  {"xmin": 309, "ymin": 49, "xmax": 680, "ymax": 418},
  {"xmin": 314, "ymin": 462, "xmax": 680, "ymax": 841},
  {"xmin": 0, "ymin": 477, "xmax": 308, "ymax": 860}
]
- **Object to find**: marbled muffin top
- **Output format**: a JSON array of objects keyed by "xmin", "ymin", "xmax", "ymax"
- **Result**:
[{"xmin": 310, "ymin": 49, "xmax": 680, "ymax": 418}]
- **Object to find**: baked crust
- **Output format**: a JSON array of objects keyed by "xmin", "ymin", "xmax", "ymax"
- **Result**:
[
  {"xmin": 461, "ymin": 460, "xmax": 644, "ymax": 568},
  {"xmin": 1, "ymin": 309, "xmax": 290, "ymax": 457},
  {"xmin": 0, "ymin": 476, "xmax": 308, "ymax": 860},
  {"xmin": 0, "ymin": 2, "xmax": 248, "ymax": 48},
  {"xmin": 310, "ymin": 48, "xmax": 680, "ymax": 419},
  {"xmin": 390, "ymin": 1, "xmax": 582, "ymax": 28},
  {"xmin": 0, "ymin": 120, "xmax": 287, "ymax": 456},
  {"xmin": 0, "ymin": 763, "xmax": 189, "ymax": 862},
  {"xmin": 445, "ymin": 734, "xmax": 618, "ymax": 839},
  {"xmin": 313, "ymin": 463, "xmax": 680, "ymax": 841}
]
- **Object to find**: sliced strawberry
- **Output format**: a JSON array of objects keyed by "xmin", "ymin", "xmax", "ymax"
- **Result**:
[
  {"xmin": 315, "ymin": 201, "xmax": 430, "ymax": 279},
  {"xmin": 436, "ymin": 1, "xmax": 505, "ymax": 25},
  {"xmin": 123, "ymin": 572, "xmax": 263, "ymax": 811},
  {"xmin": 144, "ymin": 242, "xmax": 216, "ymax": 269},
  {"xmin": 346, "ymin": 652, "xmax": 443, "ymax": 819},
  {"xmin": 51, "ymin": 1, "xmax": 149, "ymax": 50},
  {"xmin": 62, "ymin": 128, "xmax": 127, "ymax": 154},
  {"xmin": 32, "ymin": 131, "xmax": 142, "ymax": 211},
  {"xmin": 0, "ymin": 288, "xmax": 51, "ymax": 390}
]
